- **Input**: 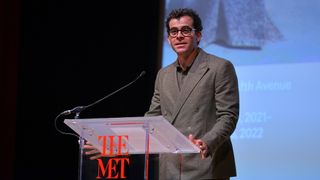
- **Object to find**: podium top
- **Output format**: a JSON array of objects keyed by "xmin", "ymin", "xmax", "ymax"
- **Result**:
[{"xmin": 64, "ymin": 116, "xmax": 200, "ymax": 155}]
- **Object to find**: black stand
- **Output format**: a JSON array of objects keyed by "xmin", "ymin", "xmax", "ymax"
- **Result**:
[{"xmin": 75, "ymin": 112, "xmax": 85, "ymax": 180}]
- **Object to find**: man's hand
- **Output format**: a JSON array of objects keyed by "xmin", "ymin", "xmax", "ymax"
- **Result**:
[
  {"xmin": 84, "ymin": 141, "xmax": 103, "ymax": 160},
  {"xmin": 188, "ymin": 134, "xmax": 209, "ymax": 159}
]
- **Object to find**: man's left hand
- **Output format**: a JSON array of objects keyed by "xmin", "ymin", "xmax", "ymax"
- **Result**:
[{"xmin": 188, "ymin": 134, "xmax": 209, "ymax": 159}]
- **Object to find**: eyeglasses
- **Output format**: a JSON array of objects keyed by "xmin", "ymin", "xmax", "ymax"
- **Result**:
[{"xmin": 168, "ymin": 26, "xmax": 196, "ymax": 38}]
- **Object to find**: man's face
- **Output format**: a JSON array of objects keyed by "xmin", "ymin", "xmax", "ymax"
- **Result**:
[{"xmin": 167, "ymin": 16, "xmax": 201, "ymax": 56}]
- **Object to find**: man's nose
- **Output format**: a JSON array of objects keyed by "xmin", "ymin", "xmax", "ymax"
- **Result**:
[{"xmin": 176, "ymin": 30, "xmax": 184, "ymax": 38}]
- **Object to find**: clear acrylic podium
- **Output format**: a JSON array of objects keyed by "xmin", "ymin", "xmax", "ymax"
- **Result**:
[{"xmin": 64, "ymin": 116, "xmax": 200, "ymax": 180}]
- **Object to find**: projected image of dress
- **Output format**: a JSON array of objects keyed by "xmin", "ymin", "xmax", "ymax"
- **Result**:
[{"xmin": 165, "ymin": 0, "xmax": 283, "ymax": 49}]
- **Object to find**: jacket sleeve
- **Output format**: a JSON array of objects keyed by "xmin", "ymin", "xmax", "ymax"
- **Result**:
[{"xmin": 202, "ymin": 60, "xmax": 240, "ymax": 154}]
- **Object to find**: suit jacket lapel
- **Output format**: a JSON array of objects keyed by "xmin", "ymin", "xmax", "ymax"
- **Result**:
[{"xmin": 171, "ymin": 52, "xmax": 209, "ymax": 124}]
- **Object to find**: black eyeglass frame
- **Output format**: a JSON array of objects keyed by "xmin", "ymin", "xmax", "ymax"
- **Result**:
[{"xmin": 168, "ymin": 26, "xmax": 197, "ymax": 38}]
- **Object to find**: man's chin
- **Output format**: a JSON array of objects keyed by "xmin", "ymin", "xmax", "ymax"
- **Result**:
[{"xmin": 175, "ymin": 48, "xmax": 187, "ymax": 54}]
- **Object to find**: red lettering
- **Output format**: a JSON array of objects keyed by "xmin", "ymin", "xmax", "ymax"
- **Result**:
[
  {"xmin": 98, "ymin": 135, "xmax": 129, "ymax": 156},
  {"xmin": 118, "ymin": 135, "xmax": 129, "ymax": 156},
  {"xmin": 119, "ymin": 158, "xmax": 130, "ymax": 178},
  {"xmin": 109, "ymin": 136, "xmax": 116, "ymax": 156},
  {"xmin": 96, "ymin": 158, "xmax": 106, "ymax": 179},
  {"xmin": 98, "ymin": 136, "xmax": 107, "ymax": 156},
  {"xmin": 96, "ymin": 158, "xmax": 130, "ymax": 179}
]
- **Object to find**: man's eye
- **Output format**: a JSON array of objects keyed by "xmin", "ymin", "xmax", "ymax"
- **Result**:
[
  {"xmin": 170, "ymin": 29, "xmax": 178, "ymax": 33},
  {"xmin": 182, "ymin": 29, "xmax": 190, "ymax": 33},
  {"xmin": 182, "ymin": 27, "xmax": 192, "ymax": 33}
]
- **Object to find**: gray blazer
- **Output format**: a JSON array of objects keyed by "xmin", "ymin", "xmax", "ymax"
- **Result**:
[{"xmin": 145, "ymin": 48, "xmax": 239, "ymax": 180}]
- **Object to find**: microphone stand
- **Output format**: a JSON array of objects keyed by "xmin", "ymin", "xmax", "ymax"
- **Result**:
[
  {"xmin": 75, "ymin": 112, "xmax": 85, "ymax": 180},
  {"xmin": 57, "ymin": 71, "xmax": 146, "ymax": 180}
]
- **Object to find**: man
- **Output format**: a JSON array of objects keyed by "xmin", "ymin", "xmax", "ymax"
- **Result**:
[{"xmin": 145, "ymin": 8, "xmax": 239, "ymax": 180}]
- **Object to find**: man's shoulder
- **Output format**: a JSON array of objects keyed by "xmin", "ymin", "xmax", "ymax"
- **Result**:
[
  {"xmin": 200, "ymin": 50, "xmax": 233, "ymax": 67},
  {"xmin": 159, "ymin": 62, "xmax": 176, "ymax": 73}
]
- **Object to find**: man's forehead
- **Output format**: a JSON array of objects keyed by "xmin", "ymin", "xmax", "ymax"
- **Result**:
[{"xmin": 169, "ymin": 16, "xmax": 193, "ymax": 28}]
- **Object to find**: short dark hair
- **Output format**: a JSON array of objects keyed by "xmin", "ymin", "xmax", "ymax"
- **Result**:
[{"xmin": 165, "ymin": 8, "xmax": 203, "ymax": 34}]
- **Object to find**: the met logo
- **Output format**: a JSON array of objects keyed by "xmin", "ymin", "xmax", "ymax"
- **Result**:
[{"xmin": 96, "ymin": 135, "xmax": 130, "ymax": 179}]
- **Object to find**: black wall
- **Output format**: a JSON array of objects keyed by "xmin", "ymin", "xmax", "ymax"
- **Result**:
[{"xmin": 12, "ymin": 0, "xmax": 163, "ymax": 179}]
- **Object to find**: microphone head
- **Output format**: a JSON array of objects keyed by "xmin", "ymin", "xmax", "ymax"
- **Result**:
[{"xmin": 140, "ymin": 71, "xmax": 146, "ymax": 77}]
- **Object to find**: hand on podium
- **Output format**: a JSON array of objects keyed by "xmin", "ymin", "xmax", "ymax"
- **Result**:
[
  {"xmin": 188, "ymin": 134, "xmax": 209, "ymax": 159},
  {"xmin": 84, "ymin": 141, "xmax": 103, "ymax": 160},
  {"xmin": 84, "ymin": 141, "xmax": 122, "ymax": 160}
]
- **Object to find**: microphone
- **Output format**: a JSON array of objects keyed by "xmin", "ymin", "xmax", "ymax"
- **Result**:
[
  {"xmin": 60, "ymin": 70, "xmax": 146, "ymax": 116},
  {"xmin": 55, "ymin": 71, "xmax": 146, "ymax": 179}
]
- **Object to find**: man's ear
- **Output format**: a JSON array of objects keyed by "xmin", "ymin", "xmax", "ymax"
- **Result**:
[
  {"xmin": 196, "ymin": 31, "xmax": 202, "ymax": 44},
  {"xmin": 167, "ymin": 36, "xmax": 171, "ymax": 46}
]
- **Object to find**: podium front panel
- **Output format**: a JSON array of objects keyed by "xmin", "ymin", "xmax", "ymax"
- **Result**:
[{"xmin": 64, "ymin": 116, "xmax": 200, "ymax": 155}]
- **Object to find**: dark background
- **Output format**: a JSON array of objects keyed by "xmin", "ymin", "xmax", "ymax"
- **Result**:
[{"xmin": 1, "ymin": 0, "xmax": 164, "ymax": 179}]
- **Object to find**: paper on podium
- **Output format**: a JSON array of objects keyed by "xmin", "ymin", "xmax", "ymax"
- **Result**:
[{"xmin": 64, "ymin": 116, "xmax": 200, "ymax": 155}]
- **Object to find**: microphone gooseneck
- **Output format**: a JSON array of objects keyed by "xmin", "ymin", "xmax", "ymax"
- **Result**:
[
  {"xmin": 61, "ymin": 70, "xmax": 146, "ymax": 116},
  {"xmin": 55, "ymin": 70, "xmax": 146, "ymax": 136}
]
